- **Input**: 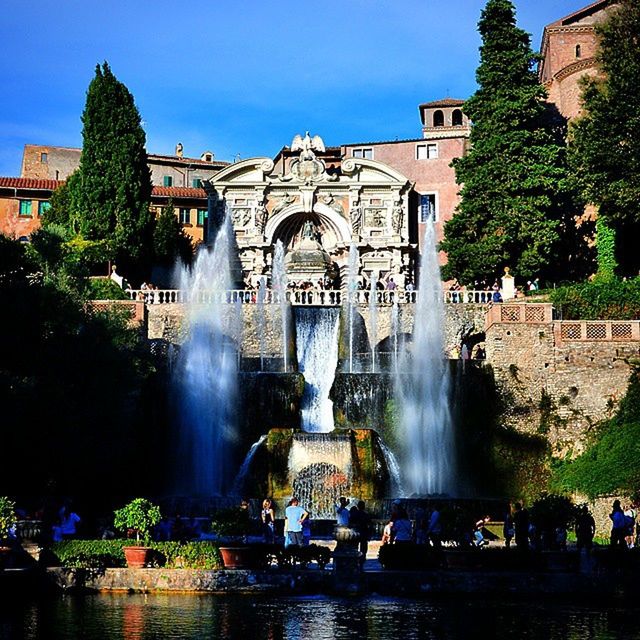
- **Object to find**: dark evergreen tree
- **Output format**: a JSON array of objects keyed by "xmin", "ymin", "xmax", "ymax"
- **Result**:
[
  {"xmin": 70, "ymin": 62, "xmax": 153, "ymax": 275},
  {"xmin": 441, "ymin": 0, "xmax": 576, "ymax": 285},
  {"xmin": 153, "ymin": 199, "xmax": 193, "ymax": 266},
  {"xmin": 569, "ymin": 1, "xmax": 640, "ymax": 277}
]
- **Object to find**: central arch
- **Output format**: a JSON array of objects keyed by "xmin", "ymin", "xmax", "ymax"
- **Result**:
[{"xmin": 265, "ymin": 202, "xmax": 352, "ymax": 251}]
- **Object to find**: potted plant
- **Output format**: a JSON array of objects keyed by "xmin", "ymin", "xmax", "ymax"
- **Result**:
[
  {"xmin": 211, "ymin": 507, "xmax": 258, "ymax": 569},
  {"xmin": 113, "ymin": 498, "xmax": 161, "ymax": 568},
  {"xmin": 0, "ymin": 497, "xmax": 17, "ymax": 569}
]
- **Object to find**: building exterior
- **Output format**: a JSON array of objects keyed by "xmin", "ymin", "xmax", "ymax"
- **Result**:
[{"xmin": 539, "ymin": 0, "xmax": 618, "ymax": 121}]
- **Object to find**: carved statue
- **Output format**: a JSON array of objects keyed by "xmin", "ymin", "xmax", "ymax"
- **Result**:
[
  {"xmin": 350, "ymin": 203, "xmax": 362, "ymax": 234},
  {"xmin": 255, "ymin": 200, "xmax": 268, "ymax": 232},
  {"xmin": 302, "ymin": 219, "xmax": 315, "ymax": 240},
  {"xmin": 291, "ymin": 131, "xmax": 326, "ymax": 160},
  {"xmin": 392, "ymin": 203, "xmax": 403, "ymax": 233},
  {"xmin": 175, "ymin": 142, "xmax": 183, "ymax": 158},
  {"xmin": 272, "ymin": 192, "xmax": 295, "ymax": 216}
]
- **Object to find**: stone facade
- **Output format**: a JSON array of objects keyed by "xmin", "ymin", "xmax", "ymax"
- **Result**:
[{"xmin": 539, "ymin": 1, "xmax": 619, "ymax": 121}]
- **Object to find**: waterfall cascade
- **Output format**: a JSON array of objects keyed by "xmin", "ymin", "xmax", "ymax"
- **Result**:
[
  {"xmin": 272, "ymin": 241, "xmax": 290, "ymax": 372},
  {"xmin": 295, "ymin": 307, "xmax": 340, "ymax": 433}
]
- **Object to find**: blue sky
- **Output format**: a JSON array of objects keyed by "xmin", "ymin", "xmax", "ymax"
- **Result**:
[{"xmin": 1, "ymin": 0, "xmax": 585, "ymax": 175}]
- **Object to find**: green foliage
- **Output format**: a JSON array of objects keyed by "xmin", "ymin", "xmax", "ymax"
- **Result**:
[
  {"xmin": 441, "ymin": 0, "xmax": 578, "ymax": 285},
  {"xmin": 549, "ymin": 277, "xmax": 640, "ymax": 320},
  {"xmin": 113, "ymin": 499, "xmax": 162, "ymax": 544},
  {"xmin": 69, "ymin": 62, "xmax": 153, "ymax": 275},
  {"xmin": 569, "ymin": 2, "xmax": 640, "ymax": 277},
  {"xmin": 85, "ymin": 278, "xmax": 128, "ymax": 300},
  {"xmin": 0, "ymin": 234, "xmax": 157, "ymax": 498},
  {"xmin": 41, "ymin": 180, "xmax": 75, "ymax": 230},
  {"xmin": 0, "ymin": 497, "xmax": 17, "ymax": 541},
  {"xmin": 153, "ymin": 199, "xmax": 193, "ymax": 267},
  {"xmin": 595, "ymin": 216, "xmax": 618, "ymax": 280},
  {"xmin": 551, "ymin": 373, "xmax": 640, "ymax": 498},
  {"xmin": 210, "ymin": 508, "xmax": 251, "ymax": 538},
  {"xmin": 569, "ymin": 1, "xmax": 640, "ymax": 227},
  {"xmin": 50, "ymin": 539, "xmax": 222, "ymax": 569}
]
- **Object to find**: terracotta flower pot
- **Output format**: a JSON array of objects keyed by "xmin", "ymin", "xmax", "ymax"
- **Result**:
[
  {"xmin": 122, "ymin": 546, "xmax": 153, "ymax": 568},
  {"xmin": 219, "ymin": 546, "xmax": 258, "ymax": 569}
]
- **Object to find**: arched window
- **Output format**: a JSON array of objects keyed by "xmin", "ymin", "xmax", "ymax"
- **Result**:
[
  {"xmin": 452, "ymin": 109, "xmax": 463, "ymax": 126},
  {"xmin": 575, "ymin": 44, "xmax": 581, "ymax": 58},
  {"xmin": 433, "ymin": 110, "xmax": 445, "ymax": 127}
]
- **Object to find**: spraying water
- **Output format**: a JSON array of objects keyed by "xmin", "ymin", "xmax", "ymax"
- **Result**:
[
  {"xmin": 391, "ymin": 298, "xmax": 400, "ymax": 376},
  {"xmin": 272, "ymin": 241, "xmax": 290, "ymax": 372},
  {"xmin": 173, "ymin": 212, "xmax": 240, "ymax": 496},
  {"xmin": 368, "ymin": 276, "xmax": 378, "ymax": 373},
  {"xmin": 295, "ymin": 307, "xmax": 340, "ymax": 433},
  {"xmin": 395, "ymin": 221, "xmax": 456, "ymax": 495},
  {"xmin": 345, "ymin": 243, "xmax": 360, "ymax": 373},
  {"xmin": 256, "ymin": 280, "xmax": 267, "ymax": 371},
  {"xmin": 232, "ymin": 434, "xmax": 268, "ymax": 496}
]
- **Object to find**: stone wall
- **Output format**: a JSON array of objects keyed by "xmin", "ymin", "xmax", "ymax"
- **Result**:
[{"xmin": 486, "ymin": 319, "xmax": 639, "ymax": 456}]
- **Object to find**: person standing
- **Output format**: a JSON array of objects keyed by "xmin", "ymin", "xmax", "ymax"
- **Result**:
[
  {"xmin": 261, "ymin": 498, "xmax": 275, "ymax": 544},
  {"xmin": 575, "ymin": 505, "xmax": 596, "ymax": 552},
  {"xmin": 349, "ymin": 500, "xmax": 372, "ymax": 567},
  {"xmin": 335, "ymin": 497, "xmax": 350, "ymax": 527},
  {"xmin": 284, "ymin": 497, "xmax": 308, "ymax": 547},
  {"xmin": 513, "ymin": 502, "xmax": 529, "ymax": 551},
  {"xmin": 503, "ymin": 505, "xmax": 515, "ymax": 549},
  {"xmin": 426, "ymin": 504, "xmax": 442, "ymax": 549},
  {"xmin": 610, "ymin": 499, "xmax": 627, "ymax": 549}
]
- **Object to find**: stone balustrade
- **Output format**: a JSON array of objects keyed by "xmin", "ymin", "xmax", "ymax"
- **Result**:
[
  {"xmin": 124, "ymin": 288, "xmax": 493, "ymax": 307},
  {"xmin": 554, "ymin": 320, "xmax": 640, "ymax": 343},
  {"xmin": 485, "ymin": 303, "xmax": 554, "ymax": 329}
]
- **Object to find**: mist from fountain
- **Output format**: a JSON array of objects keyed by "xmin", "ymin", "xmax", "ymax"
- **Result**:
[
  {"xmin": 395, "ymin": 221, "xmax": 456, "ymax": 495},
  {"xmin": 295, "ymin": 307, "xmax": 340, "ymax": 433},
  {"xmin": 345, "ymin": 243, "xmax": 359, "ymax": 373},
  {"xmin": 256, "ymin": 280, "xmax": 267, "ymax": 371},
  {"xmin": 173, "ymin": 212, "xmax": 240, "ymax": 496},
  {"xmin": 391, "ymin": 298, "xmax": 400, "ymax": 376},
  {"xmin": 368, "ymin": 276, "xmax": 378, "ymax": 373},
  {"xmin": 272, "ymin": 241, "xmax": 290, "ymax": 372}
]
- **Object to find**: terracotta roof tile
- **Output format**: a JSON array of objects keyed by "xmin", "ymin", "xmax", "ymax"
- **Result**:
[
  {"xmin": 418, "ymin": 98, "xmax": 465, "ymax": 108},
  {"xmin": 152, "ymin": 186, "xmax": 207, "ymax": 198},
  {"xmin": 0, "ymin": 176, "xmax": 61, "ymax": 190},
  {"xmin": 148, "ymin": 153, "xmax": 229, "ymax": 167},
  {"xmin": 546, "ymin": 0, "xmax": 612, "ymax": 28}
]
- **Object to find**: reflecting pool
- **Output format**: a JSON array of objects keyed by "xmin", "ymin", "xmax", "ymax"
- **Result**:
[{"xmin": 1, "ymin": 594, "xmax": 639, "ymax": 640}]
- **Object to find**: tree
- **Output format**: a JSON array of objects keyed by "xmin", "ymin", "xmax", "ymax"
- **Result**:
[
  {"xmin": 69, "ymin": 62, "xmax": 153, "ymax": 275},
  {"xmin": 569, "ymin": 1, "xmax": 640, "ymax": 277},
  {"xmin": 441, "ymin": 0, "xmax": 576, "ymax": 285},
  {"xmin": 153, "ymin": 199, "xmax": 193, "ymax": 267}
]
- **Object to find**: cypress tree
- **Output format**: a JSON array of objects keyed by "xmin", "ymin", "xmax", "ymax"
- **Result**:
[
  {"xmin": 70, "ymin": 62, "xmax": 153, "ymax": 273},
  {"xmin": 153, "ymin": 199, "xmax": 193, "ymax": 266},
  {"xmin": 569, "ymin": 0, "xmax": 640, "ymax": 277},
  {"xmin": 441, "ymin": 0, "xmax": 574, "ymax": 285}
]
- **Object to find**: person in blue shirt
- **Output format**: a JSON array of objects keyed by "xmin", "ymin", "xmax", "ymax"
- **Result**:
[{"xmin": 284, "ymin": 497, "xmax": 308, "ymax": 547}]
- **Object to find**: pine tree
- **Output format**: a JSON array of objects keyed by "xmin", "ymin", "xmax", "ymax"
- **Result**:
[
  {"xmin": 569, "ymin": 0, "xmax": 640, "ymax": 277},
  {"xmin": 441, "ymin": 0, "xmax": 575, "ymax": 285},
  {"xmin": 70, "ymin": 62, "xmax": 153, "ymax": 272}
]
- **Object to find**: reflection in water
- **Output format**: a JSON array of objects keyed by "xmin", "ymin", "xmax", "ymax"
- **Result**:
[{"xmin": 2, "ymin": 594, "xmax": 639, "ymax": 639}]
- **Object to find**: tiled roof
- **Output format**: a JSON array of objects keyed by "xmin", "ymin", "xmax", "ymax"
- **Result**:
[
  {"xmin": 0, "ymin": 176, "xmax": 62, "ymax": 190},
  {"xmin": 546, "ymin": 0, "xmax": 612, "ymax": 28},
  {"xmin": 418, "ymin": 98, "xmax": 465, "ymax": 108},
  {"xmin": 152, "ymin": 186, "xmax": 207, "ymax": 198},
  {"xmin": 148, "ymin": 153, "xmax": 229, "ymax": 167}
]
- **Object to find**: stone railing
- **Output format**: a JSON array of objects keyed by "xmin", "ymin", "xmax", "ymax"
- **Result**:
[
  {"xmin": 485, "ymin": 303, "xmax": 554, "ymax": 329},
  {"xmin": 555, "ymin": 320, "xmax": 640, "ymax": 343},
  {"xmin": 125, "ymin": 288, "xmax": 494, "ymax": 306}
]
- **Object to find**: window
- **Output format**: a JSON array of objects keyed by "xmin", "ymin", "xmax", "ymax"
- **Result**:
[
  {"xmin": 192, "ymin": 177, "xmax": 202, "ymax": 188},
  {"xmin": 40, "ymin": 152, "xmax": 48, "ymax": 163},
  {"xmin": 433, "ymin": 110, "xmax": 445, "ymax": 127},
  {"xmin": 38, "ymin": 201, "xmax": 51, "ymax": 216},
  {"xmin": 416, "ymin": 143, "xmax": 438, "ymax": 160},
  {"xmin": 197, "ymin": 209, "xmax": 208, "ymax": 226},
  {"xmin": 163, "ymin": 175, "xmax": 173, "ymax": 187},
  {"xmin": 204, "ymin": 153, "xmax": 213, "ymax": 162},
  {"xmin": 19, "ymin": 200, "xmax": 32, "ymax": 217},
  {"xmin": 452, "ymin": 109, "xmax": 463, "ymax": 126},
  {"xmin": 575, "ymin": 44, "xmax": 582, "ymax": 58},
  {"xmin": 419, "ymin": 194, "xmax": 437, "ymax": 223},
  {"xmin": 179, "ymin": 208, "xmax": 191, "ymax": 224},
  {"xmin": 352, "ymin": 148, "xmax": 373, "ymax": 159}
]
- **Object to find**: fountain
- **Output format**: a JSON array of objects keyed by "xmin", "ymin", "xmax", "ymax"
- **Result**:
[
  {"xmin": 271, "ymin": 240, "xmax": 290, "ymax": 372},
  {"xmin": 395, "ymin": 221, "xmax": 456, "ymax": 495},
  {"xmin": 173, "ymin": 212, "xmax": 240, "ymax": 496}
]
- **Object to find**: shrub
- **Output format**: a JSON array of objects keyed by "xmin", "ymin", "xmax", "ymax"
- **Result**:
[
  {"xmin": 113, "ymin": 499, "xmax": 162, "ymax": 544},
  {"xmin": 550, "ymin": 277, "xmax": 640, "ymax": 320},
  {"xmin": 50, "ymin": 539, "xmax": 222, "ymax": 569},
  {"xmin": 85, "ymin": 277, "xmax": 128, "ymax": 300},
  {"xmin": 0, "ymin": 497, "xmax": 17, "ymax": 542},
  {"xmin": 210, "ymin": 508, "xmax": 251, "ymax": 539}
]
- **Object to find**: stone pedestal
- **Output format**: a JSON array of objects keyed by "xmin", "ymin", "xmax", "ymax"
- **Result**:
[{"xmin": 332, "ymin": 526, "xmax": 363, "ymax": 594}]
